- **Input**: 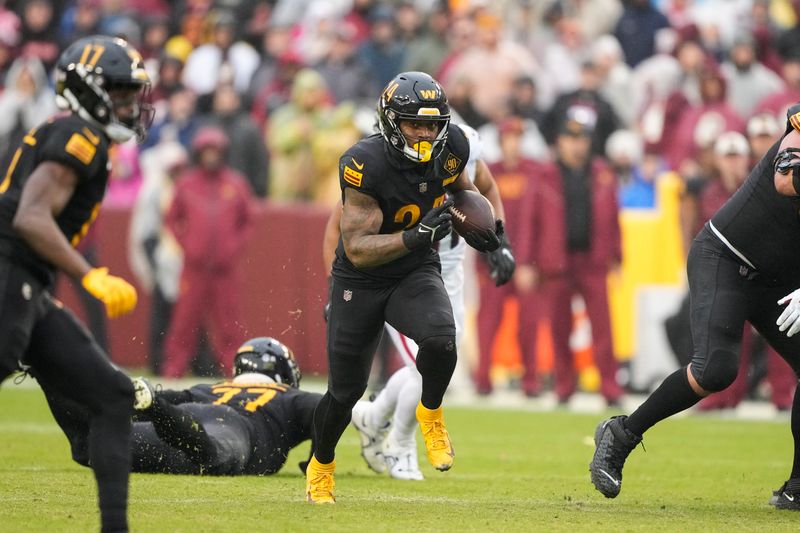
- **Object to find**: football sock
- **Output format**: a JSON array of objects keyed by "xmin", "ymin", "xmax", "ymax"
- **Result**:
[
  {"xmin": 416, "ymin": 335, "xmax": 457, "ymax": 409},
  {"xmin": 312, "ymin": 392, "xmax": 353, "ymax": 464},
  {"xmin": 369, "ymin": 366, "xmax": 412, "ymax": 427},
  {"xmin": 150, "ymin": 399, "xmax": 216, "ymax": 465},
  {"xmin": 790, "ymin": 385, "xmax": 800, "ymax": 479},
  {"xmin": 389, "ymin": 371, "xmax": 422, "ymax": 447},
  {"xmin": 89, "ymin": 384, "xmax": 132, "ymax": 533},
  {"xmin": 625, "ymin": 366, "xmax": 702, "ymax": 437}
]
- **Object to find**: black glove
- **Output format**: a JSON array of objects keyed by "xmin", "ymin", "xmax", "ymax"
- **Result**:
[
  {"xmin": 462, "ymin": 215, "xmax": 501, "ymax": 253},
  {"xmin": 402, "ymin": 200, "xmax": 454, "ymax": 250},
  {"xmin": 485, "ymin": 220, "xmax": 515, "ymax": 286}
]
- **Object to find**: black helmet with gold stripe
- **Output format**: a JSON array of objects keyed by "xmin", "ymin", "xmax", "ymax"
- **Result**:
[
  {"xmin": 233, "ymin": 337, "xmax": 302, "ymax": 388},
  {"xmin": 377, "ymin": 71, "xmax": 450, "ymax": 163},
  {"xmin": 55, "ymin": 35, "xmax": 152, "ymax": 143}
]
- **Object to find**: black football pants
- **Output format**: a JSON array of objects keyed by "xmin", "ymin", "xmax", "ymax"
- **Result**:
[
  {"xmin": 22, "ymin": 294, "xmax": 134, "ymax": 533},
  {"xmin": 687, "ymin": 226, "xmax": 800, "ymax": 391},
  {"xmin": 313, "ymin": 262, "xmax": 457, "ymax": 463}
]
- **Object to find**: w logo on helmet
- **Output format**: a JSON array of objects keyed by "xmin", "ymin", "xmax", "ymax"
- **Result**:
[{"xmin": 419, "ymin": 89, "xmax": 438, "ymax": 100}]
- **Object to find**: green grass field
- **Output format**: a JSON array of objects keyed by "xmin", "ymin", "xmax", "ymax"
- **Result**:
[{"xmin": 1, "ymin": 385, "xmax": 798, "ymax": 532}]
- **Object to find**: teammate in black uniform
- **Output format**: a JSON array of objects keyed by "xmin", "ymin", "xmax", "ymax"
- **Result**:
[
  {"xmin": 0, "ymin": 36, "xmax": 151, "ymax": 532},
  {"xmin": 590, "ymin": 104, "xmax": 800, "ymax": 509},
  {"xmin": 127, "ymin": 337, "xmax": 318, "ymax": 475},
  {"xmin": 305, "ymin": 72, "xmax": 501, "ymax": 503}
]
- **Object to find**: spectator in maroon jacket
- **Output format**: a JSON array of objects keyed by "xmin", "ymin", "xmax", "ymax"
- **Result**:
[
  {"xmin": 475, "ymin": 117, "xmax": 543, "ymax": 396},
  {"xmin": 162, "ymin": 126, "xmax": 255, "ymax": 378},
  {"xmin": 664, "ymin": 62, "xmax": 745, "ymax": 172},
  {"xmin": 516, "ymin": 106, "xmax": 624, "ymax": 406}
]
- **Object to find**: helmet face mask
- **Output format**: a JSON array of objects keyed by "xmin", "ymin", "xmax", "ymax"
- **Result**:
[
  {"xmin": 233, "ymin": 337, "xmax": 302, "ymax": 388},
  {"xmin": 377, "ymin": 72, "xmax": 450, "ymax": 163},
  {"xmin": 55, "ymin": 35, "xmax": 153, "ymax": 143}
]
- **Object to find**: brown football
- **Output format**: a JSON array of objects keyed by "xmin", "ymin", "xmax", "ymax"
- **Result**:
[{"xmin": 449, "ymin": 189, "xmax": 495, "ymax": 237}]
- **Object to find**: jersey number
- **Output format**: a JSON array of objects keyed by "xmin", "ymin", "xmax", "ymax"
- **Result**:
[
  {"xmin": 79, "ymin": 44, "xmax": 106, "ymax": 68},
  {"xmin": 393, "ymin": 194, "xmax": 446, "ymax": 228},
  {"xmin": 211, "ymin": 386, "xmax": 278, "ymax": 412}
]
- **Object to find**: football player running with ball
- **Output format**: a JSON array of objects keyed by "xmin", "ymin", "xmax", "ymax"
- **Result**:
[
  {"xmin": 306, "ymin": 72, "xmax": 500, "ymax": 503},
  {"xmin": 590, "ymin": 104, "xmax": 800, "ymax": 510},
  {"xmin": 0, "ymin": 36, "xmax": 151, "ymax": 532},
  {"xmin": 322, "ymin": 123, "xmax": 514, "ymax": 481}
]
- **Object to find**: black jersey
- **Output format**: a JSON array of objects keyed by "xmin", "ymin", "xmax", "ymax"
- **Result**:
[
  {"xmin": 186, "ymin": 382, "xmax": 321, "ymax": 474},
  {"xmin": 332, "ymin": 124, "xmax": 470, "ymax": 286},
  {"xmin": 0, "ymin": 114, "xmax": 111, "ymax": 285},
  {"xmin": 711, "ymin": 129, "xmax": 800, "ymax": 286}
]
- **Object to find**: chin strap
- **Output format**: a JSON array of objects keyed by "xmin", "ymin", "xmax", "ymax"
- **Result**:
[{"xmin": 59, "ymin": 88, "xmax": 137, "ymax": 143}]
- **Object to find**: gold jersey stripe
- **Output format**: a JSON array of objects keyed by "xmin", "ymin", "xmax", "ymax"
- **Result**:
[
  {"xmin": 343, "ymin": 165, "xmax": 363, "ymax": 187},
  {"xmin": 65, "ymin": 133, "xmax": 96, "ymax": 165}
]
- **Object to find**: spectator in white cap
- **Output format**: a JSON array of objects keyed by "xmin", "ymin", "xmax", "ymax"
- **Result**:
[{"xmin": 746, "ymin": 112, "xmax": 781, "ymax": 161}]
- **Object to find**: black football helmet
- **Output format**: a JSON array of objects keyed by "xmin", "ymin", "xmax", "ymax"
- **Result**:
[
  {"xmin": 55, "ymin": 35, "xmax": 152, "ymax": 143},
  {"xmin": 233, "ymin": 337, "xmax": 301, "ymax": 388},
  {"xmin": 377, "ymin": 71, "xmax": 450, "ymax": 163}
]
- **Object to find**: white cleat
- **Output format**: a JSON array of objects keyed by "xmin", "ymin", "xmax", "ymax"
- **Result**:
[
  {"xmin": 383, "ymin": 440, "xmax": 424, "ymax": 481},
  {"xmin": 132, "ymin": 377, "xmax": 155, "ymax": 411},
  {"xmin": 351, "ymin": 400, "xmax": 390, "ymax": 474}
]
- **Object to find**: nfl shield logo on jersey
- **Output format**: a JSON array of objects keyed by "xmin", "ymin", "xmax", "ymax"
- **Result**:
[
  {"xmin": 419, "ymin": 182, "xmax": 427, "ymax": 193},
  {"xmin": 343, "ymin": 290, "xmax": 353, "ymax": 302}
]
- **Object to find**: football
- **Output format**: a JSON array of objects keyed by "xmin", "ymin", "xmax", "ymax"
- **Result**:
[{"xmin": 448, "ymin": 189, "xmax": 495, "ymax": 238}]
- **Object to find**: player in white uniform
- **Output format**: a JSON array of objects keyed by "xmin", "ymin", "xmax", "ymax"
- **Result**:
[{"xmin": 323, "ymin": 124, "xmax": 515, "ymax": 480}]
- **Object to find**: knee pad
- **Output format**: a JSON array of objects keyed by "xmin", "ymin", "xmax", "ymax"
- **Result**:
[
  {"xmin": 418, "ymin": 335, "xmax": 457, "ymax": 359},
  {"xmin": 416, "ymin": 335, "xmax": 457, "ymax": 376},
  {"xmin": 693, "ymin": 349, "xmax": 739, "ymax": 392}
]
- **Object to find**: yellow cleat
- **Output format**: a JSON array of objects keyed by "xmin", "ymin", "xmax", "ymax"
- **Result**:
[
  {"xmin": 306, "ymin": 456, "xmax": 336, "ymax": 504},
  {"xmin": 416, "ymin": 402, "xmax": 454, "ymax": 471}
]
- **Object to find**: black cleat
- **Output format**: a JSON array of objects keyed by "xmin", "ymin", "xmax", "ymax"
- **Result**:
[
  {"xmin": 770, "ymin": 479, "xmax": 800, "ymax": 510},
  {"xmin": 589, "ymin": 415, "xmax": 642, "ymax": 498}
]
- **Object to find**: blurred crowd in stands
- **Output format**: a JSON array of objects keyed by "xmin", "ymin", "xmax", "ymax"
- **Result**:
[{"xmin": 2, "ymin": 0, "xmax": 799, "ymax": 406}]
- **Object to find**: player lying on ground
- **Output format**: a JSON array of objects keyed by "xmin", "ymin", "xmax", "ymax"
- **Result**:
[
  {"xmin": 43, "ymin": 337, "xmax": 321, "ymax": 476},
  {"xmin": 322, "ymin": 123, "xmax": 514, "ymax": 480},
  {"xmin": 589, "ymin": 104, "xmax": 800, "ymax": 510}
]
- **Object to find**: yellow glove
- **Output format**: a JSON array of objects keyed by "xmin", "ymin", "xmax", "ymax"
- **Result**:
[{"xmin": 81, "ymin": 267, "xmax": 138, "ymax": 318}]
